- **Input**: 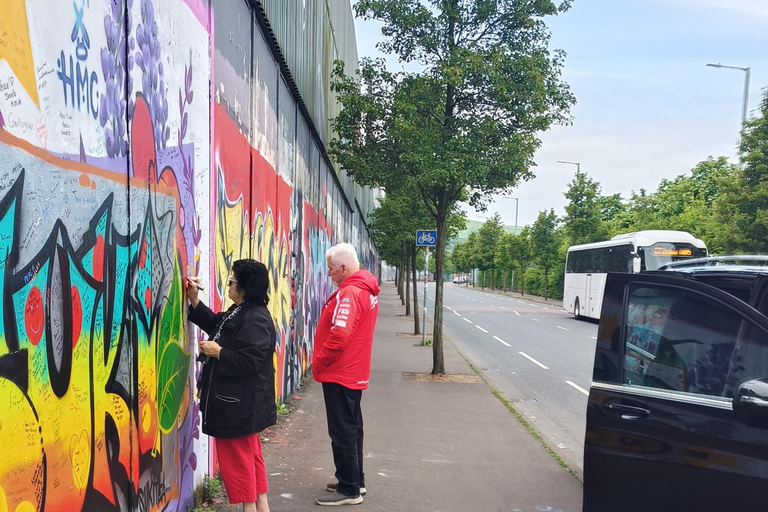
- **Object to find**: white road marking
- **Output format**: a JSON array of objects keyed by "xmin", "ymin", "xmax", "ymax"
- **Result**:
[
  {"xmin": 493, "ymin": 336, "xmax": 511, "ymax": 347},
  {"xmin": 475, "ymin": 325, "xmax": 489, "ymax": 333},
  {"xmin": 519, "ymin": 352, "xmax": 549, "ymax": 369},
  {"xmin": 454, "ymin": 311, "xmax": 461, "ymax": 317},
  {"xmin": 500, "ymin": 306, "xmax": 506, "ymax": 309},
  {"xmin": 556, "ymin": 326, "xmax": 569, "ymax": 331},
  {"xmin": 590, "ymin": 336, "xmax": 597, "ymax": 340},
  {"xmin": 533, "ymin": 318, "xmax": 540, "ymax": 322},
  {"xmin": 514, "ymin": 310, "xmax": 520, "ymax": 316},
  {"xmin": 446, "ymin": 306, "xmax": 453, "ymax": 311},
  {"xmin": 463, "ymin": 318, "xmax": 472, "ymax": 323},
  {"xmin": 566, "ymin": 381, "xmax": 590, "ymax": 396}
]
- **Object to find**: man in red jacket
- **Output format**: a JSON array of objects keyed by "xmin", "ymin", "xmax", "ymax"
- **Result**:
[{"xmin": 313, "ymin": 243, "xmax": 380, "ymax": 506}]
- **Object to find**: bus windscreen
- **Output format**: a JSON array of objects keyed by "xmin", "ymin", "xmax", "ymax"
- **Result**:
[{"xmin": 640, "ymin": 243, "xmax": 708, "ymax": 270}]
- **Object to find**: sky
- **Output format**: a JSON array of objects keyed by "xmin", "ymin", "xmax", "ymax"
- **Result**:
[{"xmin": 352, "ymin": 0, "xmax": 768, "ymax": 229}]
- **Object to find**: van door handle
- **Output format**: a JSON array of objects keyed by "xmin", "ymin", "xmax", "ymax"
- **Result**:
[{"xmin": 604, "ymin": 403, "xmax": 650, "ymax": 420}]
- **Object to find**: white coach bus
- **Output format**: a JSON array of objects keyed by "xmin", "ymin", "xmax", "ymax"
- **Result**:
[{"xmin": 563, "ymin": 230, "xmax": 707, "ymax": 320}]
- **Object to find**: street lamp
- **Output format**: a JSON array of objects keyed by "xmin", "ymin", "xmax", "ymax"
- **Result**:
[
  {"xmin": 495, "ymin": 196, "xmax": 520, "ymax": 234},
  {"xmin": 706, "ymin": 63, "xmax": 751, "ymax": 128},
  {"xmin": 557, "ymin": 160, "xmax": 581, "ymax": 178}
]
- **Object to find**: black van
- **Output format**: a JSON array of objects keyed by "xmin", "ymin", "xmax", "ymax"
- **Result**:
[{"xmin": 583, "ymin": 256, "xmax": 768, "ymax": 512}]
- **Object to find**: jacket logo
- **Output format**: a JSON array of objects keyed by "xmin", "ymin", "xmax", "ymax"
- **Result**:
[
  {"xmin": 338, "ymin": 308, "xmax": 350, "ymax": 315},
  {"xmin": 341, "ymin": 298, "xmax": 352, "ymax": 303},
  {"xmin": 335, "ymin": 320, "xmax": 347, "ymax": 327},
  {"xmin": 370, "ymin": 295, "xmax": 378, "ymax": 308}
]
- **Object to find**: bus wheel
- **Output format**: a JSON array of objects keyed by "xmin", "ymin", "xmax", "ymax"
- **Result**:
[{"xmin": 574, "ymin": 299, "xmax": 581, "ymax": 319}]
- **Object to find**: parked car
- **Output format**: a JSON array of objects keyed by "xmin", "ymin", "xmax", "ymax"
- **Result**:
[{"xmin": 583, "ymin": 256, "xmax": 768, "ymax": 512}]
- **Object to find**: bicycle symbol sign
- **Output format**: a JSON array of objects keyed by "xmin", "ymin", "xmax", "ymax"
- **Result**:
[{"xmin": 416, "ymin": 230, "xmax": 437, "ymax": 247}]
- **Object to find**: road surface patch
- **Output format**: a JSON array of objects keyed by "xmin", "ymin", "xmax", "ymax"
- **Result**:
[
  {"xmin": 566, "ymin": 381, "xmax": 589, "ymax": 396},
  {"xmin": 493, "ymin": 336, "xmax": 511, "ymax": 347},
  {"xmin": 519, "ymin": 352, "xmax": 549, "ymax": 369}
]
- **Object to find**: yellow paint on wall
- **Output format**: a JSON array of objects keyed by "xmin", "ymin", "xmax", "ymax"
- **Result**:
[
  {"xmin": 0, "ymin": 0, "xmax": 39, "ymax": 107},
  {"xmin": 13, "ymin": 501, "xmax": 35, "ymax": 512}
]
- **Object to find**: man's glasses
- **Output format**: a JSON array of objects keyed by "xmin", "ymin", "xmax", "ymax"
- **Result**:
[{"xmin": 228, "ymin": 278, "xmax": 238, "ymax": 287}]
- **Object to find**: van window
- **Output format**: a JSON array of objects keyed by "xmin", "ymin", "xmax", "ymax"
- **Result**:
[{"xmin": 624, "ymin": 285, "xmax": 742, "ymax": 397}]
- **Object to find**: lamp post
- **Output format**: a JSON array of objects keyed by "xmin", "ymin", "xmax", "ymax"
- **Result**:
[
  {"xmin": 706, "ymin": 63, "xmax": 751, "ymax": 128},
  {"xmin": 557, "ymin": 160, "xmax": 581, "ymax": 178}
]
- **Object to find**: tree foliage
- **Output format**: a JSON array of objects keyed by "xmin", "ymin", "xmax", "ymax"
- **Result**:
[{"xmin": 330, "ymin": 0, "xmax": 574, "ymax": 373}]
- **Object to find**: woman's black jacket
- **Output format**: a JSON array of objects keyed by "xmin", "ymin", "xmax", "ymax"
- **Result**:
[{"xmin": 188, "ymin": 301, "xmax": 277, "ymax": 438}]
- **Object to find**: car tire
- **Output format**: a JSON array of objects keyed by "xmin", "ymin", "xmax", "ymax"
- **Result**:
[{"xmin": 574, "ymin": 298, "xmax": 581, "ymax": 320}]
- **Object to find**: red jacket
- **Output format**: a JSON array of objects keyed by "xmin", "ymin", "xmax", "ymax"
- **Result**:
[{"xmin": 313, "ymin": 270, "xmax": 380, "ymax": 389}]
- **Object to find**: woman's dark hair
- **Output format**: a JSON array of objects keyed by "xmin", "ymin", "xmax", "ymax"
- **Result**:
[{"xmin": 232, "ymin": 259, "xmax": 270, "ymax": 306}]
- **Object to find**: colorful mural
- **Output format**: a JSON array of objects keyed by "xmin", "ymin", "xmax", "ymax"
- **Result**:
[{"xmin": 0, "ymin": 1, "xmax": 378, "ymax": 510}]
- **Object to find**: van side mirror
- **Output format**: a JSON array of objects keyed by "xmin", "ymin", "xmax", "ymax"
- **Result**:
[
  {"xmin": 733, "ymin": 378, "xmax": 768, "ymax": 420},
  {"xmin": 632, "ymin": 255, "xmax": 641, "ymax": 273}
]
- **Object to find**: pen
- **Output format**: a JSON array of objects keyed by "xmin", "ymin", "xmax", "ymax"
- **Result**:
[{"xmin": 186, "ymin": 278, "xmax": 205, "ymax": 291}]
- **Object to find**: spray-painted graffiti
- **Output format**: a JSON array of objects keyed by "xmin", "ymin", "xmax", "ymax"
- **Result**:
[
  {"xmin": 1, "ymin": 0, "xmax": 377, "ymax": 510},
  {"xmin": 57, "ymin": 1, "xmax": 100, "ymax": 119},
  {"xmin": 0, "ymin": 100, "xmax": 192, "ymax": 512}
]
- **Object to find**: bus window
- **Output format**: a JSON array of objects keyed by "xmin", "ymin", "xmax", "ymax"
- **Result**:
[{"xmin": 639, "ymin": 243, "xmax": 708, "ymax": 271}]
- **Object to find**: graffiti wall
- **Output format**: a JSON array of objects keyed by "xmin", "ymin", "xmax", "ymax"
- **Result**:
[{"xmin": 0, "ymin": 1, "xmax": 378, "ymax": 511}]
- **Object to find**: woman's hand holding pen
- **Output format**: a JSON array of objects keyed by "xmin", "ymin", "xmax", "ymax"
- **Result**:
[
  {"xmin": 199, "ymin": 340, "xmax": 222, "ymax": 359},
  {"xmin": 185, "ymin": 276, "xmax": 203, "ymax": 309}
]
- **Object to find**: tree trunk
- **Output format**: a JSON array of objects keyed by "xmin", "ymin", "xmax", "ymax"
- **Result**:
[
  {"xmin": 544, "ymin": 268, "xmax": 549, "ymax": 299},
  {"xmin": 491, "ymin": 269, "xmax": 495, "ymax": 290},
  {"xmin": 432, "ymin": 216, "xmax": 447, "ymax": 374},
  {"xmin": 405, "ymin": 244, "xmax": 411, "ymax": 316},
  {"xmin": 399, "ymin": 247, "xmax": 405, "ymax": 305},
  {"xmin": 412, "ymin": 244, "xmax": 420, "ymax": 335}
]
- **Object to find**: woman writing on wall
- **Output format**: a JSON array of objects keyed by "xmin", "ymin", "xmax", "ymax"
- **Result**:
[{"xmin": 186, "ymin": 259, "xmax": 277, "ymax": 512}]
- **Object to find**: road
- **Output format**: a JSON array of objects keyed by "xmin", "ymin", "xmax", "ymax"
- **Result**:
[{"xmin": 418, "ymin": 281, "xmax": 598, "ymax": 471}]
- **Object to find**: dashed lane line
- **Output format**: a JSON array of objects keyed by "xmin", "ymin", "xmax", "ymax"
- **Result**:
[
  {"xmin": 463, "ymin": 318, "xmax": 472, "ymax": 324},
  {"xmin": 454, "ymin": 311, "xmax": 462, "ymax": 317},
  {"xmin": 475, "ymin": 325, "xmax": 489, "ymax": 333},
  {"xmin": 556, "ymin": 326, "xmax": 569, "ymax": 331},
  {"xmin": 514, "ymin": 310, "xmax": 520, "ymax": 316},
  {"xmin": 519, "ymin": 352, "xmax": 549, "ymax": 370},
  {"xmin": 566, "ymin": 381, "xmax": 589, "ymax": 396},
  {"xmin": 493, "ymin": 336, "xmax": 511, "ymax": 347}
]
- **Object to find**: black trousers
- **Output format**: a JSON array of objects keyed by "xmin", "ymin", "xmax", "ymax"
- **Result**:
[{"xmin": 322, "ymin": 382, "xmax": 364, "ymax": 496}]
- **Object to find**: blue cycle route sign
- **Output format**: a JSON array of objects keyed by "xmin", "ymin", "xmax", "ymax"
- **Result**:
[{"xmin": 416, "ymin": 230, "xmax": 437, "ymax": 247}]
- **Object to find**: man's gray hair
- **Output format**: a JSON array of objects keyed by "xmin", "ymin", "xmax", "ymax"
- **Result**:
[{"xmin": 326, "ymin": 243, "xmax": 360, "ymax": 271}]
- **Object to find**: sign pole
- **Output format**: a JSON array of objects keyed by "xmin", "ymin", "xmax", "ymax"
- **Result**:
[
  {"xmin": 415, "ymin": 230, "xmax": 437, "ymax": 347},
  {"xmin": 422, "ymin": 249, "xmax": 429, "ymax": 346}
]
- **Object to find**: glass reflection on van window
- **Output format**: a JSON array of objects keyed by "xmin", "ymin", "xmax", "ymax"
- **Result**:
[{"xmin": 623, "ymin": 285, "xmax": 741, "ymax": 397}]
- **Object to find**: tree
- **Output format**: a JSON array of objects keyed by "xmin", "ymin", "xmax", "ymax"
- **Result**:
[
  {"xmin": 531, "ymin": 209, "xmax": 560, "ymax": 299},
  {"xmin": 477, "ymin": 214, "xmax": 505, "ymax": 288},
  {"xmin": 562, "ymin": 171, "xmax": 609, "ymax": 245},
  {"xmin": 507, "ymin": 228, "xmax": 532, "ymax": 294},
  {"xmin": 369, "ymin": 187, "xmax": 434, "ymax": 334},
  {"xmin": 714, "ymin": 87, "xmax": 768, "ymax": 253},
  {"xmin": 331, "ymin": 0, "xmax": 574, "ymax": 374}
]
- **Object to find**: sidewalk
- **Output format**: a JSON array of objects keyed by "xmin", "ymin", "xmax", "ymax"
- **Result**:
[{"xmin": 213, "ymin": 282, "xmax": 582, "ymax": 512}]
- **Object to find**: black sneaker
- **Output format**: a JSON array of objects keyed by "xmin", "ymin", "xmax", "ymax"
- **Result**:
[
  {"xmin": 316, "ymin": 492, "xmax": 363, "ymax": 506},
  {"xmin": 326, "ymin": 482, "xmax": 367, "ymax": 495}
]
